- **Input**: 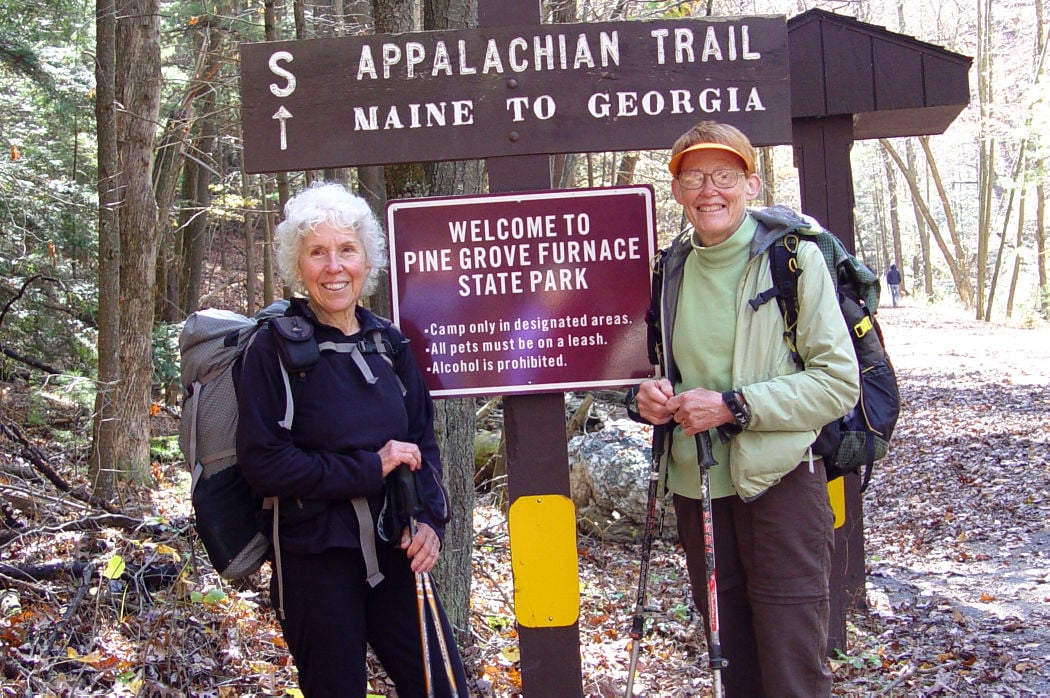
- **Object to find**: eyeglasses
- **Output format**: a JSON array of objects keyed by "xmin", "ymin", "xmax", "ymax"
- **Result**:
[{"xmin": 676, "ymin": 169, "xmax": 746, "ymax": 190}]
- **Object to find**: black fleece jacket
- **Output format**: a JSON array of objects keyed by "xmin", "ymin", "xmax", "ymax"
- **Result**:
[{"xmin": 236, "ymin": 298, "xmax": 447, "ymax": 555}]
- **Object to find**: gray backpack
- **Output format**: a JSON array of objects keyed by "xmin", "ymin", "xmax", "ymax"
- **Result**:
[
  {"xmin": 178, "ymin": 301, "xmax": 290, "ymax": 579},
  {"xmin": 179, "ymin": 301, "xmax": 404, "ymax": 584}
]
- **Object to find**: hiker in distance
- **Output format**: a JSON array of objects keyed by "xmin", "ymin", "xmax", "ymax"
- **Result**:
[
  {"xmin": 626, "ymin": 121, "xmax": 860, "ymax": 696},
  {"xmin": 236, "ymin": 182, "xmax": 469, "ymax": 697},
  {"xmin": 886, "ymin": 263, "xmax": 902, "ymax": 307}
]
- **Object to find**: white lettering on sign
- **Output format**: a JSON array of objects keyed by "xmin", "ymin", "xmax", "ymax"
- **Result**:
[
  {"xmin": 448, "ymin": 215, "xmax": 562, "ymax": 242},
  {"xmin": 458, "ymin": 244, "xmax": 532, "ymax": 270},
  {"xmin": 396, "ymin": 207, "xmax": 646, "ymax": 299},
  {"xmin": 505, "ymin": 95, "xmax": 557, "ymax": 121},
  {"xmin": 402, "ymin": 248, "xmax": 453, "ymax": 273},
  {"xmin": 352, "ymin": 100, "xmax": 475, "ymax": 131},
  {"xmin": 458, "ymin": 271, "xmax": 528, "ymax": 296},
  {"xmin": 268, "ymin": 51, "xmax": 296, "ymax": 97},
  {"xmin": 272, "ymin": 106, "xmax": 293, "ymax": 150},
  {"xmin": 352, "ymin": 31, "xmax": 621, "ymax": 80},
  {"xmin": 536, "ymin": 238, "xmax": 641, "ymax": 265},
  {"xmin": 587, "ymin": 86, "xmax": 765, "ymax": 118},
  {"xmin": 649, "ymin": 24, "xmax": 761, "ymax": 64},
  {"xmin": 345, "ymin": 25, "xmax": 759, "ymax": 84}
]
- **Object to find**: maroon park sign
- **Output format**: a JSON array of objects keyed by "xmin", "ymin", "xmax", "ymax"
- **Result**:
[
  {"xmin": 386, "ymin": 186, "xmax": 656, "ymax": 398},
  {"xmin": 240, "ymin": 16, "xmax": 791, "ymax": 173}
]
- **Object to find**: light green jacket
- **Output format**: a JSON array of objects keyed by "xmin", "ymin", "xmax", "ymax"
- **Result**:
[{"xmin": 657, "ymin": 206, "xmax": 860, "ymax": 500}]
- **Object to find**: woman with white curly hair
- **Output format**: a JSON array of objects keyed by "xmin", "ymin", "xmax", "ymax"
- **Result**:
[{"xmin": 236, "ymin": 182, "xmax": 468, "ymax": 697}]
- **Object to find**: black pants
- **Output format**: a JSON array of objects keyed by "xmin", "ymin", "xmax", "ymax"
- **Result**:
[
  {"xmin": 674, "ymin": 460, "xmax": 834, "ymax": 697},
  {"xmin": 272, "ymin": 545, "xmax": 469, "ymax": 697}
]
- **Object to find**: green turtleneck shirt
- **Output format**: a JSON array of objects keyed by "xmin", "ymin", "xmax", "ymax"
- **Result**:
[{"xmin": 667, "ymin": 215, "xmax": 756, "ymax": 500}]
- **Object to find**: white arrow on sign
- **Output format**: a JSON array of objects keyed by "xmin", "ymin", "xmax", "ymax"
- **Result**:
[{"xmin": 272, "ymin": 106, "xmax": 293, "ymax": 151}]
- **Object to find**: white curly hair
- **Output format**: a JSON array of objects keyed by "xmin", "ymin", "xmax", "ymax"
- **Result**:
[{"xmin": 273, "ymin": 182, "xmax": 388, "ymax": 297}]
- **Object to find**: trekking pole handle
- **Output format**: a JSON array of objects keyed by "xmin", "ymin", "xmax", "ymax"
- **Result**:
[
  {"xmin": 695, "ymin": 431, "xmax": 718, "ymax": 470},
  {"xmin": 395, "ymin": 464, "xmax": 424, "ymax": 521}
]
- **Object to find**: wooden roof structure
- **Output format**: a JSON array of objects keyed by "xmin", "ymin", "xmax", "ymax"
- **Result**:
[
  {"xmin": 789, "ymin": 8, "xmax": 972, "ymax": 138},
  {"xmin": 786, "ymin": 9, "xmax": 972, "ymax": 256}
]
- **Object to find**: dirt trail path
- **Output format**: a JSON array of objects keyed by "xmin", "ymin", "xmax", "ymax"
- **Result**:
[{"xmin": 856, "ymin": 303, "xmax": 1050, "ymax": 696}]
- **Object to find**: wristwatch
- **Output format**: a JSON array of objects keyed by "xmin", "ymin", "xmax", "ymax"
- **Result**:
[{"xmin": 722, "ymin": 390, "xmax": 751, "ymax": 431}]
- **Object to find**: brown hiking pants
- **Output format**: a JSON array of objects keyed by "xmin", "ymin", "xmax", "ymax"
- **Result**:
[{"xmin": 674, "ymin": 459, "xmax": 834, "ymax": 697}]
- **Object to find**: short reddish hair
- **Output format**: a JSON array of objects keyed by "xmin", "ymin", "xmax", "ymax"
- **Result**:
[{"xmin": 668, "ymin": 121, "xmax": 756, "ymax": 176}]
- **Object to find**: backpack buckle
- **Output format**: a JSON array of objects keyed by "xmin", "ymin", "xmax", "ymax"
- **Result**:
[{"xmin": 853, "ymin": 316, "xmax": 874, "ymax": 339}]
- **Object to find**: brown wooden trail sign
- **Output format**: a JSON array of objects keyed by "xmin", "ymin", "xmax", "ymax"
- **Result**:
[{"xmin": 240, "ymin": 16, "xmax": 791, "ymax": 174}]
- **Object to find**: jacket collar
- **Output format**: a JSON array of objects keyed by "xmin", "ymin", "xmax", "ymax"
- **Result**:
[
  {"xmin": 748, "ymin": 205, "xmax": 822, "ymax": 257},
  {"xmin": 669, "ymin": 205, "xmax": 815, "ymax": 262},
  {"xmin": 287, "ymin": 296, "xmax": 389, "ymax": 336}
]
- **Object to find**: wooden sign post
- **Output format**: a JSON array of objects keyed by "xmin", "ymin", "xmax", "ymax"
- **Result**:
[{"xmin": 478, "ymin": 6, "xmax": 580, "ymax": 692}]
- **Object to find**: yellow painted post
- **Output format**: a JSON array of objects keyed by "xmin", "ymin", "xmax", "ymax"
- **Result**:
[{"xmin": 508, "ymin": 495, "xmax": 580, "ymax": 628}]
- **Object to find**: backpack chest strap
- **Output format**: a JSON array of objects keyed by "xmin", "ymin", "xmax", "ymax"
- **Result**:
[
  {"xmin": 318, "ymin": 340, "xmax": 380, "ymax": 384},
  {"xmin": 318, "ymin": 329, "xmax": 407, "ymax": 396}
]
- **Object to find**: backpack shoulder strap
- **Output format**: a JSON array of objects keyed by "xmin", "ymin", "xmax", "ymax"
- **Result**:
[
  {"xmin": 368, "ymin": 327, "xmax": 407, "ymax": 396},
  {"xmin": 749, "ymin": 233, "xmax": 807, "ymax": 370},
  {"xmin": 645, "ymin": 249, "xmax": 667, "ymax": 370},
  {"xmin": 314, "ymin": 326, "xmax": 408, "ymax": 396}
]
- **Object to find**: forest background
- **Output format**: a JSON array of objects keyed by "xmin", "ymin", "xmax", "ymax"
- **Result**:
[{"xmin": 0, "ymin": 0, "xmax": 1048, "ymax": 695}]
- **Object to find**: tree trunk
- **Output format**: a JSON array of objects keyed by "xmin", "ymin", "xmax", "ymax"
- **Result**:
[
  {"xmin": 614, "ymin": 152, "xmax": 639, "ymax": 185},
  {"xmin": 91, "ymin": 0, "xmax": 120, "ymax": 501},
  {"xmin": 185, "ymin": 92, "xmax": 216, "ymax": 313},
  {"xmin": 758, "ymin": 146, "xmax": 775, "ymax": 207},
  {"xmin": 905, "ymin": 139, "xmax": 933, "ymax": 297},
  {"xmin": 260, "ymin": 175, "xmax": 277, "ymax": 306},
  {"xmin": 548, "ymin": 0, "xmax": 577, "ymax": 186},
  {"xmin": 158, "ymin": 14, "xmax": 226, "ymax": 319},
  {"xmin": 1005, "ymin": 190, "xmax": 1026, "ymax": 318},
  {"xmin": 114, "ymin": 0, "xmax": 163, "ymax": 485},
  {"xmin": 422, "ymin": 0, "xmax": 480, "ymax": 649},
  {"xmin": 242, "ymin": 171, "xmax": 258, "ymax": 315},
  {"xmin": 264, "ymin": 0, "xmax": 292, "ymax": 303},
  {"xmin": 367, "ymin": 0, "xmax": 418, "ymax": 321},
  {"xmin": 976, "ymin": 0, "xmax": 993, "ymax": 320},
  {"xmin": 882, "ymin": 138, "xmax": 974, "ymax": 307},
  {"xmin": 1038, "ymin": 184, "xmax": 1048, "ymax": 317},
  {"xmin": 177, "ymin": 156, "xmax": 198, "ymax": 311},
  {"xmin": 880, "ymin": 144, "xmax": 904, "ymax": 289},
  {"xmin": 987, "ymin": 146, "xmax": 1028, "ymax": 321},
  {"xmin": 152, "ymin": 106, "xmax": 192, "ymax": 322}
]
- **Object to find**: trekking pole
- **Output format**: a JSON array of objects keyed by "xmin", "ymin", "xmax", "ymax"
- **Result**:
[
  {"xmin": 421, "ymin": 571, "xmax": 460, "ymax": 696},
  {"xmin": 414, "ymin": 558, "xmax": 434, "ymax": 698},
  {"xmin": 396, "ymin": 466, "xmax": 435, "ymax": 697},
  {"xmin": 695, "ymin": 432, "xmax": 727, "ymax": 697},
  {"xmin": 396, "ymin": 466, "xmax": 459, "ymax": 697},
  {"xmin": 624, "ymin": 425, "xmax": 667, "ymax": 696}
]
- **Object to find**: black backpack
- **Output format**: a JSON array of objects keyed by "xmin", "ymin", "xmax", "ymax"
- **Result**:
[{"xmin": 750, "ymin": 215, "xmax": 900, "ymax": 491}]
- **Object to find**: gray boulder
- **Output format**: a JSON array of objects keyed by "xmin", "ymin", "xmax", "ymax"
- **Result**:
[{"xmin": 568, "ymin": 419, "xmax": 677, "ymax": 542}]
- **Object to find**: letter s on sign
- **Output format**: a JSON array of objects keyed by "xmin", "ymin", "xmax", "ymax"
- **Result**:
[{"xmin": 269, "ymin": 51, "xmax": 296, "ymax": 98}]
